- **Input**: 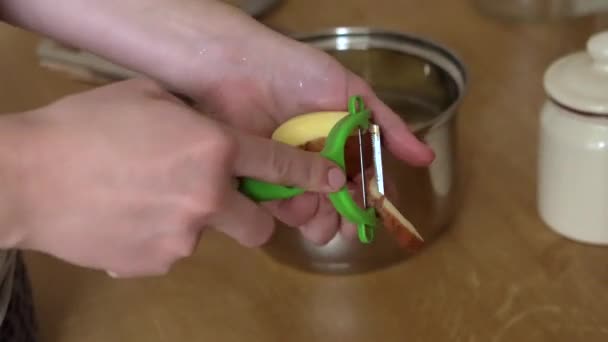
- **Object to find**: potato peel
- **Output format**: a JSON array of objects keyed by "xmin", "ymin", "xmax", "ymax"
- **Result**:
[{"xmin": 367, "ymin": 175, "xmax": 424, "ymax": 251}]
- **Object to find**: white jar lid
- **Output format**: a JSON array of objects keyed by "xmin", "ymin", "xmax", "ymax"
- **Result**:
[{"xmin": 544, "ymin": 31, "xmax": 608, "ymax": 115}]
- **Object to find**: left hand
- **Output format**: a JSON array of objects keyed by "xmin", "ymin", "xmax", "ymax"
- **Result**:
[{"xmin": 189, "ymin": 32, "xmax": 435, "ymax": 243}]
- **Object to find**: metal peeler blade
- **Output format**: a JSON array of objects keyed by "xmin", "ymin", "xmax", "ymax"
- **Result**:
[
  {"xmin": 370, "ymin": 124, "xmax": 385, "ymax": 196},
  {"xmin": 357, "ymin": 128, "xmax": 368, "ymax": 208},
  {"xmin": 357, "ymin": 124, "xmax": 385, "ymax": 209}
]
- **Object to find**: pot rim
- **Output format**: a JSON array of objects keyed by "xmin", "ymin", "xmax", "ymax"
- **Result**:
[{"xmin": 292, "ymin": 26, "xmax": 468, "ymax": 131}]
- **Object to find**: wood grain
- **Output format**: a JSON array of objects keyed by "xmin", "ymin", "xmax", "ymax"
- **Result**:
[{"xmin": 1, "ymin": 0, "xmax": 608, "ymax": 341}]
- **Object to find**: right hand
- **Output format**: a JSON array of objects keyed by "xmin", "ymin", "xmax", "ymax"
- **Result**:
[{"xmin": 8, "ymin": 78, "xmax": 346, "ymax": 278}]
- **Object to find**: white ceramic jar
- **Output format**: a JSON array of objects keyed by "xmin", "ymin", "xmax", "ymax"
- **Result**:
[{"xmin": 538, "ymin": 31, "xmax": 608, "ymax": 245}]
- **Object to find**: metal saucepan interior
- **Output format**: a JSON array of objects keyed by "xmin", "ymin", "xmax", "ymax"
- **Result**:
[{"xmin": 293, "ymin": 27, "xmax": 466, "ymax": 133}]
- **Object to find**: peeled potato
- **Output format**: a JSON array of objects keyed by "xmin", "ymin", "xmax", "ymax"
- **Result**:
[{"xmin": 272, "ymin": 111, "xmax": 424, "ymax": 251}]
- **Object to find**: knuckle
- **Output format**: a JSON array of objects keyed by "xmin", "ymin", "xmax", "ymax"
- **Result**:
[
  {"xmin": 171, "ymin": 235, "xmax": 198, "ymax": 258},
  {"xmin": 270, "ymin": 146, "xmax": 297, "ymax": 184},
  {"xmin": 311, "ymin": 158, "xmax": 330, "ymax": 187},
  {"xmin": 240, "ymin": 218, "xmax": 276, "ymax": 248},
  {"xmin": 133, "ymin": 78, "xmax": 166, "ymax": 95},
  {"xmin": 158, "ymin": 220, "xmax": 200, "ymax": 259},
  {"xmin": 193, "ymin": 130, "xmax": 236, "ymax": 217},
  {"xmin": 300, "ymin": 205, "xmax": 340, "ymax": 245},
  {"xmin": 154, "ymin": 263, "xmax": 172, "ymax": 276},
  {"xmin": 207, "ymin": 128, "xmax": 238, "ymax": 162},
  {"xmin": 152, "ymin": 257, "xmax": 176, "ymax": 276},
  {"xmin": 197, "ymin": 185, "xmax": 228, "ymax": 219}
]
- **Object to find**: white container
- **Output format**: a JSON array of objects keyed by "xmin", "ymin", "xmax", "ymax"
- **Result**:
[{"xmin": 538, "ymin": 31, "xmax": 608, "ymax": 244}]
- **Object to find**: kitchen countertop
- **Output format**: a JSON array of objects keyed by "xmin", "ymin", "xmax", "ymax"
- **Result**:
[{"xmin": 2, "ymin": 0, "xmax": 608, "ymax": 341}]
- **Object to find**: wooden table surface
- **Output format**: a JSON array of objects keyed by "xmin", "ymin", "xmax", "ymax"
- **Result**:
[{"xmin": 2, "ymin": 0, "xmax": 608, "ymax": 341}]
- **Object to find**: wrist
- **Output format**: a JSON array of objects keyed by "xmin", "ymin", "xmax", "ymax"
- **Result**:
[{"xmin": 0, "ymin": 113, "xmax": 34, "ymax": 249}]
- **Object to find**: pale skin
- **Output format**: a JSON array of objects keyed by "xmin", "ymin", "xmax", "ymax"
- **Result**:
[{"xmin": 0, "ymin": 0, "xmax": 434, "ymax": 278}]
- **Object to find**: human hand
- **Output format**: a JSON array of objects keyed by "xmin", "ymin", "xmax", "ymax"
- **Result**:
[
  {"xmin": 181, "ymin": 8, "xmax": 435, "ymax": 243},
  {"xmin": 6, "ymin": 78, "xmax": 345, "ymax": 277},
  {"xmin": 2, "ymin": 0, "xmax": 434, "ymax": 244}
]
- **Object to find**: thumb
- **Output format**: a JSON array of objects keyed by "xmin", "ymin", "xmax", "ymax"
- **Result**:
[{"xmin": 230, "ymin": 131, "xmax": 346, "ymax": 193}]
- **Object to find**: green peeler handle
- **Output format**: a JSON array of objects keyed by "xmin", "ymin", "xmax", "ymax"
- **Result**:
[
  {"xmin": 320, "ymin": 96, "xmax": 377, "ymax": 243},
  {"xmin": 238, "ymin": 96, "xmax": 378, "ymax": 243},
  {"xmin": 238, "ymin": 180, "xmax": 304, "ymax": 202}
]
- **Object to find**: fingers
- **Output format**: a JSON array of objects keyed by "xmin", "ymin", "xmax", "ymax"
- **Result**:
[
  {"xmin": 347, "ymin": 75, "xmax": 435, "ymax": 167},
  {"xmin": 370, "ymin": 97, "xmax": 435, "ymax": 166},
  {"xmin": 265, "ymin": 192, "xmax": 358, "ymax": 245},
  {"xmin": 262, "ymin": 192, "xmax": 320, "ymax": 228},
  {"xmin": 211, "ymin": 189, "xmax": 276, "ymax": 248},
  {"xmin": 230, "ymin": 130, "xmax": 346, "ymax": 193},
  {"xmin": 339, "ymin": 219, "xmax": 358, "ymax": 240},
  {"xmin": 297, "ymin": 196, "xmax": 340, "ymax": 245},
  {"xmin": 262, "ymin": 169, "xmax": 371, "ymax": 245}
]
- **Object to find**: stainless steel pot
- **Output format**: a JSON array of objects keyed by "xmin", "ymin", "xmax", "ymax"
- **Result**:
[{"xmin": 262, "ymin": 27, "xmax": 468, "ymax": 274}]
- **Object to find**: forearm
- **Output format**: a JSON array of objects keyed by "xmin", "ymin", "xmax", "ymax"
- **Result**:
[{"xmin": 0, "ymin": 0, "xmax": 278, "ymax": 94}]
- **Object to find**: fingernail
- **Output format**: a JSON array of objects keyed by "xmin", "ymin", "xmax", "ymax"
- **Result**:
[
  {"xmin": 328, "ymin": 168, "xmax": 346, "ymax": 191},
  {"xmin": 107, "ymin": 271, "xmax": 119, "ymax": 278}
]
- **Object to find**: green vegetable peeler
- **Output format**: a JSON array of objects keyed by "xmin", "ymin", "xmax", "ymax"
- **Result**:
[{"xmin": 238, "ymin": 95, "xmax": 380, "ymax": 243}]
